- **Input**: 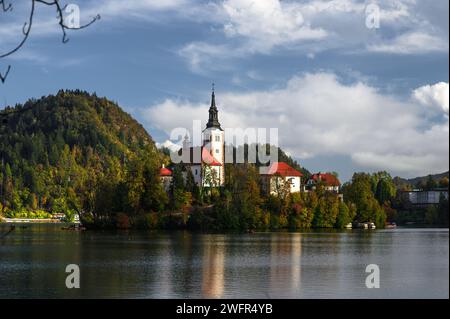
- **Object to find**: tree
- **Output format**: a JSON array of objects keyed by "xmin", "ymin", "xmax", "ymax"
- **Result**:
[
  {"xmin": 425, "ymin": 205, "xmax": 439, "ymax": 225},
  {"xmin": 312, "ymin": 192, "xmax": 339, "ymax": 228},
  {"xmin": 142, "ymin": 160, "xmax": 168, "ymax": 212},
  {"xmin": 343, "ymin": 173, "xmax": 386, "ymax": 227},
  {"xmin": 271, "ymin": 174, "xmax": 291, "ymax": 200},
  {"xmin": 425, "ymin": 175, "xmax": 438, "ymax": 190},
  {"xmin": 227, "ymin": 164, "xmax": 263, "ymax": 230},
  {"xmin": 0, "ymin": 91, "xmax": 168, "ymax": 228},
  {"xmin": 375, "ymin": 177, "xmax": 396, "ymax": 205},
  {"xmin": 439, "ymin": 177, "xmax": 449, "ymax": 188},
  {"xmin": 201, "ymin": 164, "xmax": 220, "ymax": 202},
  {"xmin": 185, "ymin": 168, "xmax": 201, "ymax": 204},
  {"xmin": 52, "ymin": 197, "xmax": 76, "ymax": 222},
  {"xmin": 170, "ymin": 165, "xmax": 188, "ymax": 210},
  {"xmin": 288, "ymin": 193, "xmax": 314, "ymax": 229},
  {"xmin": 28, "ymin": 193, "xmax": 38, "ymax": 210},
  {"xmin": 335, "ymin": 202, "xmax": 352, "ymax": 229},
  {"xmin": 371, "ymin": 171, "xmax": 396, "ymax": 203}
]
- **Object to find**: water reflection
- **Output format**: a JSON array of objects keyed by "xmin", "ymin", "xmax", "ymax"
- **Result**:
[
  {"xmin": 269, "ymin": 234, "xmax": 302, "ymax": 297},
  {"xmin": 0, "ymin": 225, "xmax": 448, "ymax": 298},
  {"xmin": 201, "ymin": 236, "xmax": 225, "ymax": 298}
]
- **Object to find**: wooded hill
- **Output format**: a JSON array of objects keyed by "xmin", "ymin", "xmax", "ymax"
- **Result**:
[
  {"xmin": 3, "ymin": 90, "xmax": 420, "ymax": 230},
  {"xmin": 0, "ymin": 90, "xmax": 167, "ymax": 226}
]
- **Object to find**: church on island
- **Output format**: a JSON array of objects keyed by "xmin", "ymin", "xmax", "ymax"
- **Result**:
[
  {"xmin": 178, "ymin": 87, "xmax": 225, "ymax": 187},
  {"xmin": 159, "ymin": 87, "xmax": 341, "ymax": 195}
]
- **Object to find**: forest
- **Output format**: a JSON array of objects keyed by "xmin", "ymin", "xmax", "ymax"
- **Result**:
[{"xmin": 0, "ymin": 90, "xmax": 447, "ymax": 230}]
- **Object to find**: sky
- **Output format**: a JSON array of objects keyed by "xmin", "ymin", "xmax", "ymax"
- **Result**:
[{"xmin": 0, "ymin": 0, "xmax": 448, "ymax": 181}]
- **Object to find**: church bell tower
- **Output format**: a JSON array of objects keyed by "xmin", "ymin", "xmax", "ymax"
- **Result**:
[{"xmin": 202, "ymin": 84, "xmax": 225, "ymax": 185}]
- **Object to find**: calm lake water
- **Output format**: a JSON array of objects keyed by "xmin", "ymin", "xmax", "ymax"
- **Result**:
[{"xmin": 0, "ymin": 224, "xmax": 448, "ymax": 299}]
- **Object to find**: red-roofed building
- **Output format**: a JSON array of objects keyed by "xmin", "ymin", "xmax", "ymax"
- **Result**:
[
  {"xmin": 306, "ymin": 172, "xmax": 341, "ymax": 193},
  {"xmin": 159, "ymin": 165, "xmax": 173, "ymax": 177},
  {"xmin": 178, "ymin": 145, "xmax": 224, "ymax": 187},
  {"xmin": 260, "ymin": 162, "xmax": 303, "ymax": 195},
  {"xmin": 176, "ymin": 87, "xmax": 225, "ymax": 188},
  {"xmin": 159, "ymin": 164, "xmax": 173, "ymax": 191}
]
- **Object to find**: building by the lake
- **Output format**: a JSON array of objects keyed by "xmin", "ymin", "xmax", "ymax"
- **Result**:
[
  {"xmin": 158, "ymin": 88, "xmax": 343, "ymax": 197},
  {"xmin": 178, "ymin": 88, "xmax": 225, "ymax": 187},
  {"xmin": 305, "ymin": 172, "xmax": 341, "ymax": 193},
  {"xmin": 401, "ymin": 188, "xmax": 449, "ymax": 208},
  {"xmin": 260, "ymin": 162, "xmax": 303, "ymax": 195}
]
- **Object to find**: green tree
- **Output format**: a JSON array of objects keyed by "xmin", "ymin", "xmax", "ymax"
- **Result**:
[
  {"xmin": 170, "ymin": 165, "xmax": 185, "ymax": 209},
  {"xmin": 335, "ymin": 202, "xmax": 352, "ymax": 229},
  {"xmin": 425, "ymin": 175, "xmax": 438, "ymax": 190},
  {"xmin": 438, "ymin": 177, "xmax": 449, "ymax": 188},
  {"xmin": 375, "ymin": 177, "xmax": 396, "ymax": 205},
  {"xmin": 343, "ymin": 173, "xmax": 386, "ymax": 228}
]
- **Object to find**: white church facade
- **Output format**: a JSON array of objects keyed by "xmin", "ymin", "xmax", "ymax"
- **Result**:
[
  {"xmin": 159, "ymin": 87, "xmax": 310, "ymax": 195},
  {"xmin": 179, "ymin": 88, "xmax": 225, "ymax": 187}
]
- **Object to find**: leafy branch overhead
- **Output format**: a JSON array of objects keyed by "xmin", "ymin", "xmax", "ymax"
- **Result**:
[{"xmin": 0, "ymin": 0, "xmax": 100, "ymax": 83}]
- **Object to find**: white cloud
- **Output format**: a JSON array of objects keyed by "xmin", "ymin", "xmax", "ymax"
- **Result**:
[
  {"xmin": 0, "ymin": 15, "xmax": 60, "ymax": 48},
  {"xmin": 3, "ymin": 0, "xmax": 446, "ymax": 70},
  {"xmin": 144, "ymin": 72, "xmax": 449, "ymax": 177},
  {"xmin": 0, "ymin": 0, "xmax": 189, "ymax": 47},
  {"xmin": 177, "ymin": 0, "xmax": 448, "ymax": 72},
  {"xmin": 83, "ymin": 0, "xmax": 190, "ymax": 20},
  {"xmin": 367, "ymin": 31, "xmax": 448, "ymax": 54},
  {"xmin": 222, "ymin": 0, "xmax": 327, "ymax": 53},
  {"xmin": 156, "ymin": 139, "xmax": 182, "ymax": 153},
  {"xmin": 178, "ymin": 42, "xmax": 239, "ymax": 74},
  {"xmin": 413, "ymin": 82, "xmax": 449, "ymax": 115}
]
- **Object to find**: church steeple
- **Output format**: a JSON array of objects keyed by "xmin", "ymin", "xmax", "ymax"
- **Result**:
[{"xmin": 206, "ymin": 83, "xmax": 222, "ymax": 130}]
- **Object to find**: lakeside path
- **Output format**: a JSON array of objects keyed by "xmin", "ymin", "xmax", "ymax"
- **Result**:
[{"xmin": 1, "ymin": 218, "xmax": 62, "ymax": 223}]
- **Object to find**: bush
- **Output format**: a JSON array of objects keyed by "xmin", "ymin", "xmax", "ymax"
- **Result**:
[
  {"xmin": 269, "ymin": 214, "xmax": 288, "ymax": 230},
  {"xmin": 144, "ymin": 212, "xmax": 159, "ymax": 229},
  {"xmin": 5, "ymin": 209, "xmax": 51, "ymax": 219},
  {"xmin": 80, "ymin": 212, "xmax": 95, "ymax": 225},
  {"xmin": 116, "ymin": 213, "xmax": 130, "ymax": 229},
  {"xmin": 261, "ymin": 211, "xmax": 271, "ymax": 230},
  {"xmin": 216, "ymin": 210, "xmax": 240, "ymax": 231},
  {"xmin": 425, "ymin": 206, "xmax": 439, "ymax": 225}
]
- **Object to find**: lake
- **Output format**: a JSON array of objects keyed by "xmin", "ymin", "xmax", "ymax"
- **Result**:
[{"xmin": 0, "ymin": 224, "xmax": 448, "ymax": 298}]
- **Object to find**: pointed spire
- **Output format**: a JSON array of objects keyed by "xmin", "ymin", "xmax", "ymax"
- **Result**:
[
  {"xmin": 206, "ymin": 83, "xmax": 222, "ymax": 130},
  {"xmin": 183, "ymin": 132, "xmax": 191, "ymax": 149},
  {"xmin": 210, "ymin": 82, "xmax": 217, "ymax": 110}
]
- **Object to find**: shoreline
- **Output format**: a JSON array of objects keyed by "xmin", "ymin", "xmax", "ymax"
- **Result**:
[
  {"xmin": 1, "ymin": 222, "xmax": 447, "ymax": 232},
  {"xmin": 1, "ymin": 218, "xmax": 63, "ymax": 224}
]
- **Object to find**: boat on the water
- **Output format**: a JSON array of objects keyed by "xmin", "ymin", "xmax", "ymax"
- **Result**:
[
  {"xmin": 385, "ymin": 222, "xmax": 397, "ymax": 229},
  {"xmin": 353, "ymin": 222, "xmax": 376, "ymax": 229}
]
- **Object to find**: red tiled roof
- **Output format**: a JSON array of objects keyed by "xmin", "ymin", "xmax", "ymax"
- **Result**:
[
  {"xmin": 201, "ymin": 147, "xmax": 222, "ymax": 166},
  {"xmin": 309, "ymin": 173, "xmax": 340, "ymax": 186},
  {"xmin": 178, "ymin": 146, "xmax": 222, "ymax": 166},
  {"xmin": 159, "ymin": 166, "xmax": 172, "ymax": 176},
  {"xmin": 262, "ymin": 162, "xmax": 303, "ymax": 177}
]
